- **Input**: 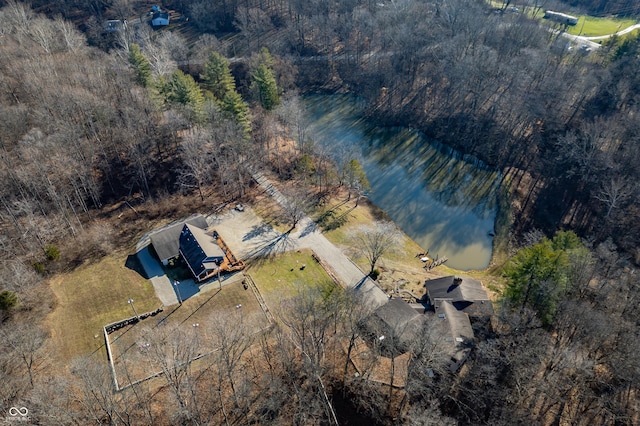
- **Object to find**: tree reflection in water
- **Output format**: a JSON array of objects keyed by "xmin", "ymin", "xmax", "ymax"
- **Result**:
[{"xmin": 304, "ymin": 95, "xmax": 500, "ymax": 270}]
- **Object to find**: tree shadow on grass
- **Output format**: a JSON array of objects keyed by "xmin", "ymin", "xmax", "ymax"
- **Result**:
[{"xmin": 316, "ymin": 206, "xmax": 356, "ymax": 231}]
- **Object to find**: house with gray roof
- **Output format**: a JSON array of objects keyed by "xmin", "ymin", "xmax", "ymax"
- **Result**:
[
  {"xmin": 149, "ymin": 214, "xmax": 208, "ymax": 265},
  {"xmin": 437, "ymin": 301, "xmax": 475, "ymax": 372},
  {"xmin": 150, "ymin": 7, "xmax": 170, "ymax": 27},
  {"xmin": 425, "ymin": 275, "xmax": 494, "ymax": 372},
  {"xmin": 424, "ymin": 276, "xmax": 493, "ymax": 317},
  {"xmin": 179, "ymin": 224, "xmax": 225, "ymax": 282},
  {"xmin": 364, "ymin": 298, "xmax": 424, "ymax": 356}
]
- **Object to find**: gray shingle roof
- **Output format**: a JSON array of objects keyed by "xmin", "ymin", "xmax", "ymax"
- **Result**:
[
  {"xmin": 374, "ymin": 298, "xmax": 420, "ymax": 332},
  {"xmin": 438, "ymin": 301, "xmax": 475, "ymax": 371},
  {"xmin": 149, "ymin": 214, "xmax": 208, "ymax": 262},
  {"xmin": 424, "ymin": 276, "xmax": 492, "ymax": 316}
]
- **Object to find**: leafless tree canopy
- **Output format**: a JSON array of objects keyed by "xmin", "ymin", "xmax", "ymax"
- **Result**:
[{"xmin": 350, "ymin": 221, "xmax": 401, "ymax": 274}]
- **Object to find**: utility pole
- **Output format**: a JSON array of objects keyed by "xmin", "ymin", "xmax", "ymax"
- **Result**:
[
  {"xmin": 174, "ymin": 281, "xmax": 183, "ymax": 305},
  {"xmin": 128, "ymin": 298, "xmax": 139, "ymax": 320}
]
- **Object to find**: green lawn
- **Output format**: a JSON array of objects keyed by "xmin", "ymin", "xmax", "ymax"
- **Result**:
[
  {"xmin": 487, "ymin": 0, "xmax": 637, "ymax": 38},
  {"xmin": 566, "ymin": 16, "xmax": 636, "ymax": 37},
  {"xmin": 47, "ymin": 251, "xmax": 161, "ymax": 363},
  {"xmin": 247, "ymin": 249, "xmax": 336, "ymax": 310}
]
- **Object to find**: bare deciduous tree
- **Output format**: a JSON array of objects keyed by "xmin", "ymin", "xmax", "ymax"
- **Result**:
[
  {"xmin": 0, "ymin": 322, "xmax": 48, "ymax": 388},
  {"xmin": 280, "ymin": 185, "xmax": 312, "ymax": 230},
  {"xmin": 178, "ymin": 128, "xmax": 214, "ymax": 201},
  {"xmin": 594, "ymin": 177, "xmax": 632, "ymax": 219},
  {"xmin": 350, "ymin": 221, "xmax": 401, "ymax": 274}
]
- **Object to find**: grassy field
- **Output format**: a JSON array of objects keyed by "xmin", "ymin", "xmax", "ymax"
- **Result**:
[
  {"xmin": 566, "ymin": 16, "xmax": 636, "ymax": 37},
  {"xmin": 247, "ymin": 249, "xmax": 336, "ymax": 309},
  {"xmin": 46, "ymin": 251, "xmax": 161, "ymax": 364},
  {"xmin": 488, "ymin": 0, "xmax": 637, "ymax": 38}
]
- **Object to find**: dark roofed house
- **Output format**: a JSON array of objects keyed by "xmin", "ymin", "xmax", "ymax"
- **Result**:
[
  {"xmin": 425, "ymin": 275, "xmax": 494, "ymax": 372},
  {"xmin": 149, "ymin": 214, "xmax": 208, "ymax": 265},
  {"xmin": 364, "ymin": 298, "xmax": 424, "ymax": 356},
  {"xmin": 424, "ymin": 276, "xmax": 493, "ymax": 317},
  {"xmin": 179, "ymin": 224, "xmax": 225, "ymax": 282}
]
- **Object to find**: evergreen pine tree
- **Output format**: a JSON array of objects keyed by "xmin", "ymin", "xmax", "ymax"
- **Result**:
[
  {"xmin": 251, "ymin": 48, "xmax": 280, "ymax": 110},
  {"xmin": 167, "ymin": 70, "xmax": 205, "ymax": 121},
  {"xmin": 128, "ymin": 43, "xmax": 152, "ymax": 87}
]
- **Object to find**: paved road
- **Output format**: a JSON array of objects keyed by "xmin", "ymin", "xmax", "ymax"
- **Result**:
[{"xmin": 251, "ymin": 170, "xmax": 390, "ymax": 309}]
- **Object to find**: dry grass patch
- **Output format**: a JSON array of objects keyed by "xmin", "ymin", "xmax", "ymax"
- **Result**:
[
  {"xmin": 46, "ymin": 251, "xmax": 161, "ymax": 365},
  {"xmin": 109, "ymin": 280, "xmax": 267, "ymax": 386},
  {"xmin": 250, "ymin": 188, "xmax": 291, "ymax": 233}
]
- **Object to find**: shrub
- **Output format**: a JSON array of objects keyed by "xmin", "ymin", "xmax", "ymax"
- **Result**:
[
  {"xmin": 0, "ymin": 290, "xmax": 18, "ymax": 310},
  {"xmin": 370, "ymin": 268, "xmax": 381, "ymax": 280},
  {"xmin": 45, "ymin": 244, "xmax": 60, "ymax": 261},
  {"xmin": 33, "ymin": 262, "xmax": 45, "ymax": 274}
]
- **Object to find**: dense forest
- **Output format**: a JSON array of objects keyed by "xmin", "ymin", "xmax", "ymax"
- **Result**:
[{"xmin": 0, "ymin": 0, "xmax": 639, "ymax": 424}]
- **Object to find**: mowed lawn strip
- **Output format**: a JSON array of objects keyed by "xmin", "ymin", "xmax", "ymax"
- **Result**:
[
  {"xmin": 566, "ymin": 16, "xmax": 636, "ymax": 37},
  {"xmin": 46, "ymin": 251, "xmax": 161, "ymax": 364},
  {"xmin": 248, "ymin": 249, "xmax": 336, "ymax": 310}
]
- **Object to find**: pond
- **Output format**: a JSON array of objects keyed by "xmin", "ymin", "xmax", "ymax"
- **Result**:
[{"xmin": 304, "ymin": 95, "xmax": 500, "ymax": 271}]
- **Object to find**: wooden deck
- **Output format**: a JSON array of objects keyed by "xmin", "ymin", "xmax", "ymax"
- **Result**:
[{"xmin": 213, "ymin": 230, "xmax": 245, "ymax": 273}]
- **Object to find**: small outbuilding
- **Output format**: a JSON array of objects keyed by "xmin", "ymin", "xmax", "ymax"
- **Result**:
[
  {"xmin": 104, "ymin": 19, "xmax": 126, "ymax": 32},
  {"xmin": 544, "ymin": 10, "xmax": 579, "ymax": 26},
  {"xmin": 150, "ymin": 7, "xmax": 170, "ymax": 27}
]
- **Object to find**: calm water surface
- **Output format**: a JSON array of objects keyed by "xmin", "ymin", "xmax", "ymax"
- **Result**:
[{"xmin": 304, "ymin": 95, "xmax": 500, "ymax": 270}]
